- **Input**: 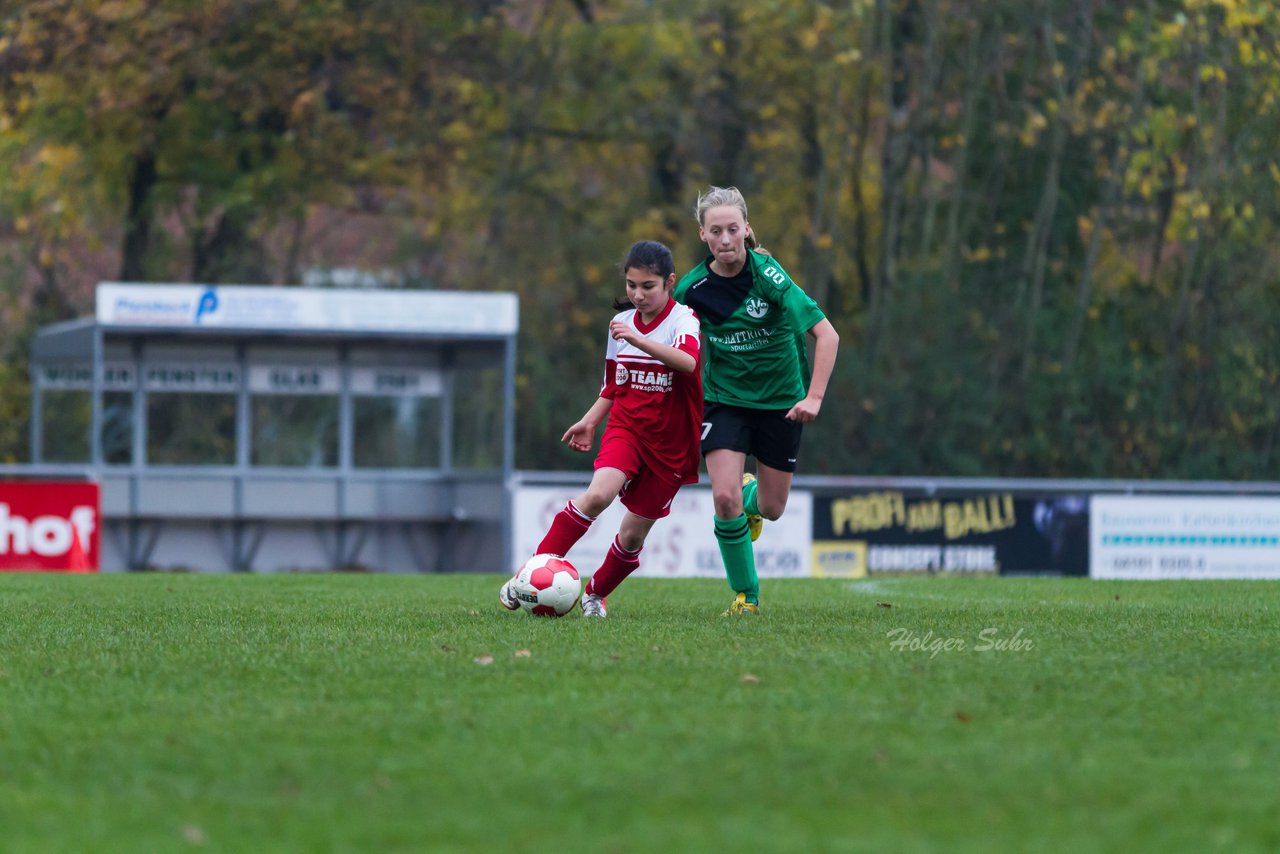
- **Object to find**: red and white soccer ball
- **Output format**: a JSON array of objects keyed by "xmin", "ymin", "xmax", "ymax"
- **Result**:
[{"xmin": 512, "ymin": 554, "xmax": 581, "ymax": 617}]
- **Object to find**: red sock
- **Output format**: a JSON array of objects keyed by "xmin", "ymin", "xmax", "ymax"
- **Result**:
[
  {"xmin": 586, "ymin": 536, "xmax": 641, "ymax": 599},
  {"xmin": 535, "ymin": 500, "xmax": 595, "ymax": 557}
]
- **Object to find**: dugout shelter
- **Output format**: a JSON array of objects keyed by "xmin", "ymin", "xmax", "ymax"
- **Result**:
[{"xmin": 28, "ymin": 283, "xmax": 517, "ymax": 572}]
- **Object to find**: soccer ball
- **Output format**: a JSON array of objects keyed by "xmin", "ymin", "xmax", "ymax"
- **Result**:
[{"xmin": 512, "ymin": 554, "xmax": 581, "ymax": 617}]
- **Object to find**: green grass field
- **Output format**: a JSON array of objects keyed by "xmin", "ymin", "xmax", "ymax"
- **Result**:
[{"xmin": 1, "ymin": 573, "xmax": 1276, "ymax": 853}]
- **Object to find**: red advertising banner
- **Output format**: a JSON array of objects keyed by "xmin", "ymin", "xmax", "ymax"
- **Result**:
[{"xmin": 0, "ymin": 481, "xmax": 100, "ymax": 572}]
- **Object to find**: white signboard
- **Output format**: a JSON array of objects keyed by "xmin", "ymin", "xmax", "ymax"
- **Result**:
[
  {"xmin": 97, "ymin": 283, "xmax": 518, "ymax": 336},
  {"xmin": 350, "ymin": 367, "xmax": 443, "ymax": 397},
  {"xmin": 102, "ymin": 362, "xmax": 136, "ymax": 390},
  {"xmin": 513, "ymin": 484, "xmax": 812, "ymax": 579},
  {"xmin": 1091, "ymin": 495, "xmax": 1280, "ymax": 579},
  {"xmin": 39, "ymin": 362, "xmax": 135, "ymax": 391},
  {"xmin": 144, "ymin": 363, "xmax": 240, "ymax": 393},
  {"xmin": 38, "ymin": 363, "xmax": 93, "ymax": 390},
  {"xmin": 248, "ymin": 365, "xmax": 341, "ymax": 395}
]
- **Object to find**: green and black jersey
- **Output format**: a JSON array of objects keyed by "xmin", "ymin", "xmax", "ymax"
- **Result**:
[{"xmin": 674, "ymin": 250, "xmax": 825, "ymax": 410}]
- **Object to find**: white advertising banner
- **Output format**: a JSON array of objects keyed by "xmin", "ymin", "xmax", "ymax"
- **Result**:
[
  {"xmin": 38, "ymin": 362, "xmax": 136, "ymax": 390},
  {"xmin": 97, "ymin": 283, "xmax": 518, "ymax": 336},
  {"xmin": 349, "ymin": 367, "xmax": 443, "ymax": 397},
  {"xmin": 513, "ymin": 484, "xmax": 812, "ymax": 579},
  {"xmin": 248, "ymin": 365, "xmax": 342, "ymax": 395},
  {"xmin": 1091, "ymin": 495, "xmax": 1280, "ymax": 579},
  {"xmin": 143, "ymin": 362, "xmax": 240, "ymax": 393}
]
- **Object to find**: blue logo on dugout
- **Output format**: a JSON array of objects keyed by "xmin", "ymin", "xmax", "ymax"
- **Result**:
[{"xmin": 194, "ymin": 288, "xmax": 219, "ymax": 324}]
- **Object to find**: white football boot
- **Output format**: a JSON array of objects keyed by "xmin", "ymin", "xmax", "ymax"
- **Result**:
[
  {"xmin": 580, "ymin": 591, "xmax": 608, "ymax": 618},
  {"xmin": 498, "ymin": 577, "xmax": 519, "ymax": 611}
]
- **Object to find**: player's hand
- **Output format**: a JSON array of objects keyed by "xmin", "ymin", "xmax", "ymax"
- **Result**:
[
  {"xmin": 786, "ymin": 396, "xmax": 822, "ymax": 423},
  {"xmin": 561, "ymin": 421, "xmax": 595, "ymax": 453},
  {"xmin": 609, "ymin": 320, "xmax": 638, "ymax": 345}
]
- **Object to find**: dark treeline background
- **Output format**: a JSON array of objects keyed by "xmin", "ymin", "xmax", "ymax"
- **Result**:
[{"xmin": 3, "ymin": 0, "xmax": 1278, "ymax": 477}]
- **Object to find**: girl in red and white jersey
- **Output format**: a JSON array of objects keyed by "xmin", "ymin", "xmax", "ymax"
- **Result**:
[{"xmin": 500, "ymin": 240, "xmax": 702, "ymax": 617}]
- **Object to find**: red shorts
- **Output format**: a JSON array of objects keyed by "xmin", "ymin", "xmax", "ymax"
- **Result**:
[{"xmin": 595, "ymin": 430, "xmax": 683, "ymax": 520}]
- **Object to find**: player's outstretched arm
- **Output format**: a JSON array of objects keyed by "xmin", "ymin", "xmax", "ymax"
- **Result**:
[
  {"xmin": 787, "ymin": 319, "xmax": 839, "ymax": 423},
  {"xmin": 562, "ymin": 397, "xmax": 613, "ymax": 453}
]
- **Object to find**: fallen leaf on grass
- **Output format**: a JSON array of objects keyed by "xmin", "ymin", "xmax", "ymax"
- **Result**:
[
  {"xmin": 181, "ymin": 824, "xmax": 206, "ymax": 845},
  {"xmin": 954, "ymin": 710, "xmax": 972, "ymax": 724},
  {"xmin": 473, "ymin": 655, "xmax": 494, "ymax": 666},
  {"xmin": 876, "ymin": 602, "xmax": 893, "ymax": 608},
  {"xmin": 741, "ymin": 673, "xmax": 760, "ymax": 684},
  {"xmin": 514, "ymin": 649, "xmax": 531, "ymax": 657}
]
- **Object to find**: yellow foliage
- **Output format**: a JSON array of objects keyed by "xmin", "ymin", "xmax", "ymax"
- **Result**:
[
  {"xmin": 1019, "ymin": 111, "xmax": 1047, "ymax": 147},
  {"xmin": 36, "ymin": 145, "xmax": 79, "ymax": 172},
  {"xmin": 1198, "ymin": 64, "xmax": 1227, "ymax": 83}
]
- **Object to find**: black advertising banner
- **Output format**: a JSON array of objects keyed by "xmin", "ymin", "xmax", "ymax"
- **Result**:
[{"xmin": 811, "ymin": 490, "xmax": 1089, "ymax": 577}]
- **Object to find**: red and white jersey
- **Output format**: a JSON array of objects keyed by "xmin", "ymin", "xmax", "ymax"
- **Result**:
[{"xmin": 600, "ymin": 299, "xmax": 702, "ymax": 485}]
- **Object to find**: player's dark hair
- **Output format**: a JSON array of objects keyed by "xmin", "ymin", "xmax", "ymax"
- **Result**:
[{"xmin": 613, "ymin": 240, "xmax": 675, "ymax": 310}]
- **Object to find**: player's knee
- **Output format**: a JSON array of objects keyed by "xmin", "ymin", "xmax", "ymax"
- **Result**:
[
  {"xmin": 758, "ymin": 497, "xmax": 787, "ymax": 521},
  {"xmin": 576, "ymin": 490, "xmax": 613, "ymax": 517},
  {"xmin": 712, "ymin": 490, "xmax": 742, "ymax": 518},
  {"xmin": 617, "ymin": 530, "xmax": 646, "ymax": 552}
]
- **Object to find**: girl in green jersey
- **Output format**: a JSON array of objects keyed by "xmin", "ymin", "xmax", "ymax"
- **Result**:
[{"xmin": 674, "ymin": 186, "xmax": 840, "ymax": 614}]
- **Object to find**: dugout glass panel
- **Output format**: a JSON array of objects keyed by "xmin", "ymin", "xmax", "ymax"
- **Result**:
[
  {"xmin": 353, "ymin": 396, "xmax": 442, "ymax": 469},
  {"xmin": 251, "ymin": 396, "xmax": 339, "ymax": 467},
  {"xmin": 451, "ymin": 365, "xmax": 503, "ymax": 470},
  {"xmin": 147, "ymin": 393, "xmax": 237, "ymax": 465},
  {"xmin": 40, "ymin": 389, "xmax": 91, "ymax": 463},
  {"xmin": 101, "ymin": 391, "xmax": 133, "ymax": 465}
]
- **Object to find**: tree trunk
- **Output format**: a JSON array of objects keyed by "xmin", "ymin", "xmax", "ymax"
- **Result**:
[
  {"xmin": 119, "ymin": 147, "xmax": 158, "ymax": 282},
  {"xmin": 942, "ymin": 21, "xmax": 983, "ymax": 294}
]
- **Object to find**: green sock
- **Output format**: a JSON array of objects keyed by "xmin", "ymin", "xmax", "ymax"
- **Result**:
[
  {"xmin": 713, "ymin": 515, "xmax": 759, "ymax": 603},
  {"xmin": 742, "ymin": 477, "xmax": 760, "ymax": 518}
]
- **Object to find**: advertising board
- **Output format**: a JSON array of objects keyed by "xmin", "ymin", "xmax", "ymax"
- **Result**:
[
  {"xmin": 513, "ymin": 484, "xmax": 811, "ymax": 579},
  {"xmin": 0, "ymin": 481, "xmax": 100, "ymax": 572},
  {"xmin": 812, "ymin": 490, "xmax": 1090, "ymax": 576},
  {"xmin": 1091, "ymin": 495, "xmax": 1280, "ymax": 579}
]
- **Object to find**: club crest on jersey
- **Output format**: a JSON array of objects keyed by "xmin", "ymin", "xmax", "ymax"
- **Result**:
[
  {"xmin": 745, "ymin": 297, "xmax": 770, "ymax": 319},
  {"xmin": 615, "ymin": 363, "xmax": 630, "ymax": 385}
]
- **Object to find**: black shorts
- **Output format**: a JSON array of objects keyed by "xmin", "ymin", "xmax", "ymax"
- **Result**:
[{"xmin": 701, "ymin": 402, "xmax": 803, "ymax": 473}]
